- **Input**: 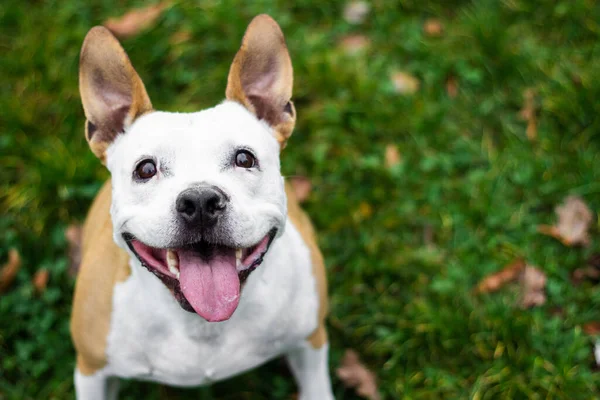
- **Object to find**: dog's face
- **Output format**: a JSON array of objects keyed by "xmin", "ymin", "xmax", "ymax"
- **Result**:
[{"xmin": 79, "ymin": 15, "xmax": 296, "ymax": 322}]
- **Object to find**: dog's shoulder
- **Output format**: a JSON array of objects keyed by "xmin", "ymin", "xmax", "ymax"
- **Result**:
[
  {"xmin": 285, "ymin": 182, "xmax": 328, "ymax": 348},
  {"xmin": 70, "ymin": 180, "xmax": 130, "ymax": 375}
]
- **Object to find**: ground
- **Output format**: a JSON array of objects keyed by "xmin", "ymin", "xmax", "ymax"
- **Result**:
[{"xmin": 1, "ymin": 0, "xmax": 600, "ymax": 399}]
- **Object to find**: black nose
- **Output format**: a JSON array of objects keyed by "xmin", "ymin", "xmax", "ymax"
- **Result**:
[{"xmin": 176, "ymin": 186, "xmax": 229, "ymax": 227}]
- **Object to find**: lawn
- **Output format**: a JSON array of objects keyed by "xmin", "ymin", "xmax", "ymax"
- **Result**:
[{"xmin": 2, "ymin": 0, "xmax": 600, "ymax": 399}]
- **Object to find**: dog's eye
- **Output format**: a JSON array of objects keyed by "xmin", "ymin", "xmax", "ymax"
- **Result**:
[
  {"xmin": 234, "ymin": 150, "xmax": 256, "ymax": 169},
  {"xmin": 134, "ymin": 159, "xmax": 157, "ymax": 181}
]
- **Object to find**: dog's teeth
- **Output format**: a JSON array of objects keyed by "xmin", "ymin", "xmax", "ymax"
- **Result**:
[
  {"xmin": 167, "ymin": 250, "xmax": 180, "ymax": 279},
  {"xmin": 236, "ymin": 248, "xmax": 242, "ymax": 268}
]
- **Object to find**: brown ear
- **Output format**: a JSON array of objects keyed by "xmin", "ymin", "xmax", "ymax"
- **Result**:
[
  {"xmin": 226, "ymin": 15, "xmax": 295, "ymax": 148},
  {"xmin": 79, "ymin": 26, "xmax": 153, "ymax": 161}
]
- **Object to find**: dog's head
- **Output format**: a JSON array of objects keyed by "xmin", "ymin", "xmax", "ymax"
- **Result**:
[{"xmin": 79, "ymin": 15, "xmax": 296, "ymax": 322}]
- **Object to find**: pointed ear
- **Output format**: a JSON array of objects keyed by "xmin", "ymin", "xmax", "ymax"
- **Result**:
[
  {"xmin": 79, "ymin": 26, "xmax": 153, "ymax": 161},
  {"xmin": 226, "ymin": 15, "xmax": 295, "ymax": 149}
]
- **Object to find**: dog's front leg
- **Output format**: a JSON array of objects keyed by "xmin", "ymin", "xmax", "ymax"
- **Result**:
[
  {"xmin": 74, "ymin": 368, "xmax": 119, "ymax": 400},
  {"xmin": 287, "ymin": 341, "xmax": 335, "ymax": 400}
]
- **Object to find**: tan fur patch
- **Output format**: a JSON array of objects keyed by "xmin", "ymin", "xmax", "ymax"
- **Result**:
[
  {"xmin": 225, "ymin": 15, "xmax": 295, "ymax": 148},
  {"xmin": 70, "ymin": 181, "xmax": 130, "ymax": 375},
  {"xmin": 285, "ymin": 183, "xmax": 329, "ymax": 348}
]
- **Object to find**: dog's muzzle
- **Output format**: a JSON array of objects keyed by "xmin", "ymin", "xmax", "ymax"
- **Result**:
[{"xmin": 123, "ymin": 228, "xmax": 277, "ymax": 322}]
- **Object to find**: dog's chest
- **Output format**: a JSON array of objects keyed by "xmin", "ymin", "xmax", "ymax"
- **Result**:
[{"xmin": 104, "ymin": 225, "xmax": 319, "ymax": 386}]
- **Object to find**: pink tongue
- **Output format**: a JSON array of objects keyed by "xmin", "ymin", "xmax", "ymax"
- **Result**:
[{"xmin": 178, "ymin": 250, "xmax": 240, "ymax": 322}]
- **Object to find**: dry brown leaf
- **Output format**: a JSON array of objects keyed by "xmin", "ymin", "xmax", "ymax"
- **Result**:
[
  {"xmin": 390, "ymin": 71, "xmax": 420, "ymax": 95},
  {"xmin": 353, "ymin": 202, "xmax": 373, "ymax": 221},
  {"xmin": 590, "ymin": 254, "xmax": 600, "ymax": 270},
  {"xmin": 170, "ymin": 29, "xmax": 192, "ymax": 46},
  {"xmin": 0, "ymin": 249, "xmax": 21, "ymax": 293},
  {"xmin": 33, "ymin": 268, "xmax": 49, "ymax": 294},
  {"xmin": 289, "ymin": 176, "xmax": 312, "ymax": 204},
  {"xmin": 572, "ymin": 265, "xmax": 600, "ymax": 284},
  {"xmin": 538, "ymin": 196, "xmax": 593, "ymax": 247},
  {"xmin": 336, "ymin": 350, "xmax": 380, "ymax": 400},
  {"xmin": 475, "ymin": 260, "xmax": 546, "ymax": 308},
  {"xmin": 446, "ymin": 75, "xmax": 458, "ymax": 98},
  {"xmin": 550, "ymin": 306, "xmax": 565, "ymax": 318},
  {"xmin": 104, "ymin": 2, "xmax": 169, "ymax": 39},
  {"xmin": 423, "ymin": 224, "xmax": 434, "ymax": 247},
  {"xmin": 384, "ymin": 144, "xmax": 401, "ymax": 168},
  {"xmin": 519, "ymin": 89, "xmax": 537, "ymax": 141},
  {"xmin": 475, "ymin": 259, "xmax": 525, "ymax": 294},
  {"xmin": 572, "ymin": 253, "xmax": 600, "ymax": 285},
  {"xmin": 66, "ymin": 224, "xmax": 83, "ymax": 276},
  {"xmin": 555, "ymin": 196, "xmax": 593, "ymax": 246},
  {"xmin": 339, "ymin": 34, "xmax": 371, "ymax": 54},
  {"xmin": 584, "ymin": 322, "xmax": 600, "ymax": 335},
  {"xmin": 423, "ymin": 19, "xmax": 444, "ymax": 37},
  {"xmin": 520, "ymin": 265, "xmax": 547, "ymax": 308},
  {"xmin": 343, "ymin": 1, "xmax": 370, "ymax": 24}
]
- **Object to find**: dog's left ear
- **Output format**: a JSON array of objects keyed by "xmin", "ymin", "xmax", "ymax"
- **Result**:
[
  {"xmin": 79, "ymin": 26, "xmax": 153, "ymax": 162},
  {"xmin": 226, "ymin": 15, "xmax": 295, "ymax": 149}
]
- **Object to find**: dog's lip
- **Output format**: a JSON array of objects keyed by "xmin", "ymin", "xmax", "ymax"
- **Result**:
[
  {"xmin": 122, "ymin": 229, "xmax": 277, "ymax": 281},
  {"xmin": 123, "ymin": 230, "xmax": 277, "ymax": 318}
]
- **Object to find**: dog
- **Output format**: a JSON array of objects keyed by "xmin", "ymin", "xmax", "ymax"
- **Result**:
[{"xmin": 70, "ymin": 15, "xmax": 334, "ymax": 400}]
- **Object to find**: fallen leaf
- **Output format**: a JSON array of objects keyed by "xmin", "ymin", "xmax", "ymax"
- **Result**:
[
  {"xmin": 518, "ymin": 88, "xmax": 537, "ymax": 141},
  {"xmin": 423, "ymin": 19, "xmax": 444, "ymax": 37},
  {"xmin": 353, "ymin": 202, "xmax": 373, "ymax": 221},
  {"xmin": 104, "ymin": 2, "xmax": 169, "ymax": 39},
  {"xmin": 336, "ymin": 350, "xmax": 380, "ymax": 400},
  {"xmin": 475, "ymin": 259, "xmax": 525, "ymax": 294},
  {"xmin": 33, "ymin": 268, "xmax": 49, "ymax": 294},
  {"xmin": 520, "ymin": 265, "xmax": 547, "ymax": 308},
  {"xmin": 0, "ymin": 249, "xmax": 21, "ymax": 293},
  {"xmin": 475, "ymin": 261, "xmax": 547, "ymax": 308},
  {"xmin": 65, "ymin": 224, "xmax": 83, "ymax": 276},
  {"xmin": 289, "ymin": 177, "xmax": 312, "ymax": 204},
  {"xmin": 339, "ymin": 34, "xmax": 371, "ymax": 54},
  {"xmin": 390, "ymin": 71, "xmax": 420, "ymax": 95},
  {"xmin": 446, "ymin": 75, "xmax": 458, "ymax": 98},
  {"xmin": 170, "ymin": 29, "xmax": 192, "ymax": 46},
  {"xmin": 423, "ymin": 224, "xmax": 434, "ymax": 247},
  {"xmin": 384, "ymin": 144, "xmax": 401, "ymax": 168},
  {"xmin": 584, "ymin": 322, "xmax": 600, "ymax": 335},
  {"xmin": 538, "ymin": 196, "xmax": 593, "ymax": 247},
  {"xmin": 572, "ymin": 253, "xmax": 600, "ymax": 285},
  {"xmin": 590, "ymin": 254, "xmax": 600, "ymax": 270},
  {"xmin": 343, "ymin": 1, "xmax": 370, "ymax": 24},
  {"xmin": 550, "ymin": 306, "xmax": 565, "ymax": 318}
]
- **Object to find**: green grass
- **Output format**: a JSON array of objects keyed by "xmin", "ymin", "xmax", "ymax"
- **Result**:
[{"xmin": 2, "ymin": 0, "xmax": 600, "ymax": 398}]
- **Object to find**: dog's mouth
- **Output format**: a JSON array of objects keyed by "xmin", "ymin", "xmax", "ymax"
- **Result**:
[{"xmin": 123, "ymin": 229, "xmax": 277, "ymax": 322}]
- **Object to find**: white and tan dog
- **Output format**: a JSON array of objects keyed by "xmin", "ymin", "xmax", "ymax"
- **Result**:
[{"xmin": 70, "ymin": 15, "xmax": 333, "ymax": 400}]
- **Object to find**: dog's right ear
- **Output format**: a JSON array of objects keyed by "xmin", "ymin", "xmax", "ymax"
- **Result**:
[{"xmin": 79, "ymin": 26, "xmax": 153, "ymax": 162}]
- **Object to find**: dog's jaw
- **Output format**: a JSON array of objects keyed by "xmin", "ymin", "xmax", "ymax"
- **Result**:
[{"xmin": 123, "ymin": 229, "xmax": 277, "ymax": 321}]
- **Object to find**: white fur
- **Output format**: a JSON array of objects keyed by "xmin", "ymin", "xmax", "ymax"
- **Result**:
[
  {"xmin": 75, "ymin": 101, "xmax": 334, "ymax": 398},
  {"xmin": 105, "ymin": 220, "xmax": 318, "ymax": 385},
  {"xmin": 107, "ymin": 101, "xmax": 286, "ymax": 250},
  {"xmin": 75, "ymin": 369, "xmax": 119, "ymax": 400},
  {"xmin": 288, "ymin": 342, "xmax": 335, "ymax": 400}
]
